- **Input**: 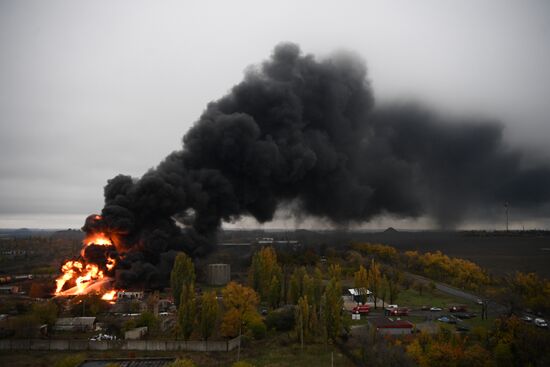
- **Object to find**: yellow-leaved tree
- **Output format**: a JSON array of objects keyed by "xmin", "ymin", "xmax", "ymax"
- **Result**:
[{"xmin": 220, "ymin": 282, "xmax": 261, "ymax": 338}]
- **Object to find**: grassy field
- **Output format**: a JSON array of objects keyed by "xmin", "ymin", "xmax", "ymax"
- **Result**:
[
  {"xmin": 240, "ymin": 341, "xmax": 353, "ymax": 367},
  {"xmin": 397, "ymin": 288, "xmax": 481, "ymax": 310}
]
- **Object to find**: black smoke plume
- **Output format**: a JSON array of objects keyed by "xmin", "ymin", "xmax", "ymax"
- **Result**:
[{"xmin": 89, "ymin": 43, "xmax": 550, "ymax": 288}]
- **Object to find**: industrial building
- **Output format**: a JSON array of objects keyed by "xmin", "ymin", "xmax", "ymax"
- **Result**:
[{"xmin": 53, "ymin": 317, "xmax": 96, "ymax": 332}]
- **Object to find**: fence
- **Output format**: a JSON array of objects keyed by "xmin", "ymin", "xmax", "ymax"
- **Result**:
[{"xmin": 0, "ymin": 337, "xmax": 241, "ymax": 352}]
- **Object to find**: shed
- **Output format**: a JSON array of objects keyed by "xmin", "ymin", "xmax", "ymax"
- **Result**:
[{"xmin": 346, "ymin": 287, "xmax": 372, "ymax": 303}]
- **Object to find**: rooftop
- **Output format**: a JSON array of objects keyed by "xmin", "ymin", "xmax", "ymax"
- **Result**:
[{"xmin": 369, "ymin": 317, "xmax": 414, "ymax": 329}]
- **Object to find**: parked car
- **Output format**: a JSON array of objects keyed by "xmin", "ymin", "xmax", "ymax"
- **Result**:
[
  {"xmin": 520, "ymin": 315, "xmax": 533, "ymax": 322},
  {"xmin": 437, "ymin": 315, "xmax": 457, "ymax": 324},
  {"xmin": 449, "ymin": 305, "xmax": 468, "ymax": 312},
  {"xmin": 421, "ymin": 305, "xmax": 430, "ymax": 311},
  {"xmin": 352, "ymin": 305, "xmax": 370, "ymax": 314},
  {"xmin": 430, "ymin": 306, "xmax": 443, "ymax": 312},
  {"xmin": 387, "ymin": 304, "xmax": 398, "ymax": 309},
  {"xmin": 534, "ymin": 318, "xmax": 548, "ymax": 328},
  {"xmin": 456, "ymin": 324, "xmax": 470, "ymax": 332},
  {"xmin": 388, "ymin": 307, "xmax": 410, "ymax": 316},
  {"xmin": 90, "ymin": 333, "xmax": 117, "ymax": 341},
  {"xmin": 453, "ymin": 312, "xmax": 476, "ymax": 319}
]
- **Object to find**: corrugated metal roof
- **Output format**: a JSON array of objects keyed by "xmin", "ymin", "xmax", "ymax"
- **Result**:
[
  {"xmin": 79, "ymin": 358, "xmax": 175, "ymax": 367},
  {"xmin": 348, "ymin": 287, "xmax": 372, "ymax": 296},
  {"xmin": 55, "ymin": 317, "xmax": 96, "ymax": 326},
  {"xmin": 369, "ymin": 317, "xmax": 414, "ymax": 329}
]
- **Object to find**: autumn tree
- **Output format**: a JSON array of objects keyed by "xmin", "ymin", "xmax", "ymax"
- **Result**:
[
  {"xmin": 220, "ymin": 282, "xmax": 261, "ymax": 338},
  {"xmin": 171, "ymin": 252, "xmax": 195, "ymax": 308},
  {"xmin": 199, "ymin": 291, "xmax": 219, "ymax": 341},
  {"xmin": 368, "ymin": 259, "xmax": 382, "ymax": 309},
  {"xmin": 249, "ymin": 246, "xmax": 282, "ymax": 307},
  {"xmin": 328, "ymin": 263, "xmax": 342, "ymax": 282},
  {"xmin": 354, "ymin": 265, "xmax": 369, "ymax": 303}
]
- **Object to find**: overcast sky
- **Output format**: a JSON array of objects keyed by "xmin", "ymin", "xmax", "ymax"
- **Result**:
[{"xmin": 1, "ymin": 0, "xmax": 549, "ymax": 229}]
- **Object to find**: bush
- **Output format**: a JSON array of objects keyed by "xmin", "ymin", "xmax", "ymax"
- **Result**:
[
  {"xmin": 232, "ymin": 362, "xmax": 256, "ymax": 367},
  {"xmin": 265, "ymin": 306, "xmax": 295, "ymax": 331},
  {"xmin": 54, "ymin": 354, "xmax": 86, "ymax": 367},
  {"xmin": 166, "ymin": 359, "xmax": 196, "ymax": 367},
  {"xmin": 248, "ymin": 319, "xmax": 267, "ymax": 340}
]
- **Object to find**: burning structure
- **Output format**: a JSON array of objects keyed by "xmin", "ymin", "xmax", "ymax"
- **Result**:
[
  {"xmin": 54, "ymin": 43, "xmax": 550, "ymax": 296},
  {"xmin": 55, "ymin": 215, "xmax": 120, "ymax": 300}
]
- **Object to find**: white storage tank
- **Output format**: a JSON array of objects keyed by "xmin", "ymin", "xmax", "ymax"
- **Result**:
[{"xmin": 207, "ymin": 263, "xmax": 230, "ymax": 285}]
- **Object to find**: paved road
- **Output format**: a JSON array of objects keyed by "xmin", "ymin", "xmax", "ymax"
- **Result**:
[
  {"xmin": 404, "ymin": 272, "xmax": 480, "ymax": 302},
  {"xmin": 403, "ymin": 271, "xmax": 508, "ymax": 316}
]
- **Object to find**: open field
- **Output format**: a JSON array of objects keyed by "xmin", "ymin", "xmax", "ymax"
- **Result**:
[
  {"xmin": 221, "ymin": 229, "xmax": 550, "ymax": 278},
  {"xmin": 397, "ymin": 288, "xmax": 480, "ymax": 310}
]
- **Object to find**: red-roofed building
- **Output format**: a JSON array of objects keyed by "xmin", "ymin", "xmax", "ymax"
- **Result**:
[{"xmin": 369, "ymin": 317, "xmax": 414, "ymax": 335}]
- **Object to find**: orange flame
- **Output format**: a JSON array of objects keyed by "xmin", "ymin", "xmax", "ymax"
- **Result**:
[
  {"xmin": 55, "ymin": 231, "xmax": 120, "ymax": 300},
  {"xmin": 106, "ymin": 256, "xmax": 116, "ymax": 271},
  {"xmin": 101, "ymin": 290, "xmax": 117, "ymax": 302}
]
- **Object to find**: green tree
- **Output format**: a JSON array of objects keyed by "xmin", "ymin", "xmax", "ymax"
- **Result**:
[
  {"xmin": 379, "ymin": 275, "xmax": 389, "ymax": 307},
  {"xmin": 268, "ymin": 274, "xmax": 282, "ymax": 308},
  {"xmin": 368, "ymin": 259, "xmax": 382, "ymax": 309},
  {"xmin": 199, "ymin": 290, "xmax": 219, "ymax": 341},
  {"xmin": 288, "ymin": 266, "xmax": 308, "ymax": 305},
  {"xmin": 413, "ymin": 281, "xmax": 425, "ymax": 296},
  {"xmin": 178, "ymin": 282, "xmax": 196, "ymax": 340},
  {"xmin": 248, "ymin": 246, "xmax": 282, "ymax": 304},
  {"xmin": 493, "ymin": 342, "xmax": 514, "ymax": 367},
  {"xmin": 171, "ymin": 252, "xmax": 195, "ymax": 308},
  {"xmin": 295, "ymin": 295, "xmax": 310, "ymax": 349},
  {"xmin": 312, "ymin": 267, "xmax": 324, "ymax": 313},
  {"xmin": 69, "ymin": 294, "xmax": 109, "ymax": 317},
  {"xmin": 31, "ymin": 301, "xmax": 58, "ymax": 327},
  {"xmin": 323, "ymin": 277, "xmax": 343, "ymax": 343},
  {"xmin": 386, "ymin": 270, "xmax": 402, "ymax": 305},
  {"xmin": 136, "ymin": 311, "xmax": 159, "ymax": 332}
]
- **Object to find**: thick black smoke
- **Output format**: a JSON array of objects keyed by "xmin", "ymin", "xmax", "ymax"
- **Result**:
[{"xmin": 92, "ymin": 43, "xmax": 550, "ymax": 288}]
